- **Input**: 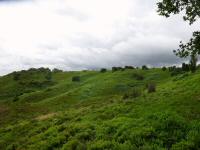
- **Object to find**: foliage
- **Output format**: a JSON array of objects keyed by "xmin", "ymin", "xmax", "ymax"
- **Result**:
[
  {"xmin": 100, "ymin": 68, "xmax": 107, "ymax": 73},
  {"xmin": 157, "ymin": 0, "xmax": 200, "ymax": 73},
  {"xmin": 133, "ymin": 73, "xmax": 144, "ymax": 80},
  {"xmin": 72, "ymin": 76, "xmax": 81, "ymax": 82},
  {"xmin": 182, "ymin": 63, "xmax": 190, "ymax": 72},
  {"xmin": 112, "ymin": 67, "xmax": 123, "ymax": 72},
  {"xmin": 124, "ymin": 66, "xmax": 135, "ymax": 70},
  {"xmin": 162, "ymin": 66, "xmax": 167, "ymax": 71},
  {"xmin": 0, "ymin": 68, "xmax": 200, "ymax": 150},
  {"xmin": 142, "ymin": 65, "xmax": 149, "ymax": 70},
  {"xmin": 157, "ymin": 0, "xmax": 200, "ymax": 25},
  {"xmin": 147, "ymin": 83, "xmax": 156, "ymax": 93}
]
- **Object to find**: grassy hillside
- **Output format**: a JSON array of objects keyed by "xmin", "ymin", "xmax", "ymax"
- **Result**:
[{"xmin": 0, "ymin": 68, "xmax": 200, "ymax": 150}]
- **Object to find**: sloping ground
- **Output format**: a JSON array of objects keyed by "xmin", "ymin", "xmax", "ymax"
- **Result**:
[{"xmin": 0, "ymin": 69, "xmax": 200, "ymax": 149}]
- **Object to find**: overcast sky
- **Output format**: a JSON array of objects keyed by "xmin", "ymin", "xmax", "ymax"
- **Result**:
[{"xmin": 0, "ymin": 0, "xmax": 199, "ymax": 75}]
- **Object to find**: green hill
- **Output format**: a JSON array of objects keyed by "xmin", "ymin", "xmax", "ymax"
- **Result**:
[{"xmin": 0, "ymin": 68, "xmax": 199, "ymax": 150}]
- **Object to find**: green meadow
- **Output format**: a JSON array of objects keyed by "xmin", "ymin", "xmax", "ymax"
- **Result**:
[{"xmin": 0, "ymin": 68, "xmax": 200, "ymax": 150}]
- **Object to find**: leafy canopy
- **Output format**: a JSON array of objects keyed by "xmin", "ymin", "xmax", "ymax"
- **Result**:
[
  {"xmin": 157, "ymin": 0, "xmax": 200, "ymax": 25},
  {"xmin": 157, "ymin": 0, "xmax": 200, "ymax": 72}
]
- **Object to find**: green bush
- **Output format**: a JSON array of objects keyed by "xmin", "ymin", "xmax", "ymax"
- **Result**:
[
  {"xmin": 147, "ymin": 83, "xmax": 156, "ymax": 93},
  {"xmin": 100, "ymin": 68, "xmax": 107, "ymax": 73},
  {"xmin": 62, "ymin": 139, "xmax": 86, "ymax": 150},
  {"xmin": 142, "ymin": 65, "xmax": 149, "ymax": 70},
  {"xmin": 112, "ymin": 67, "xmax": 123, "ymax": 72},
  {"xmin": 133, "ymin": 73, "xmax": 144, "ymax": 80},
  {"xmin": 123, "ymin": 88, "xmax": 141, "ymax": 99},
  {"xmin": 124, "ymin": 66, "xmax": 135, "ymax": 69},
  {"xmin": 162, "ymin": 67, "xmax": 167, "ymax": 71},
  {"xmin": 72, "ymin": 76, "xmax": 81, "ymax": 82}
]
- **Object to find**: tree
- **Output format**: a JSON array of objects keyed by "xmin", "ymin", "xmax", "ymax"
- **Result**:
[
  {"xmin": 157, "ymin": 0, "xmax": 200, "ymax": 72},
  {"xmin": 157, "ymin": 0, "xmax": 200, "ymax": 25}
]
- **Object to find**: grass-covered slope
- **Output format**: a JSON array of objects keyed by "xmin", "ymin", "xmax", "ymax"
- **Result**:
[{"xmin": 0, "ymin": 68, "xmax": 200, "ymax": 150}]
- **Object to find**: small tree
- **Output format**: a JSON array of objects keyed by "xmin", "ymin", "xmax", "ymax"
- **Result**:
[{"xmin": 157, "ymin": 0, "xmax": 200, "ymax": 73}]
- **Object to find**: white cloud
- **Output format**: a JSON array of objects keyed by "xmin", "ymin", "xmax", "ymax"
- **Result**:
[{"xmin": 0, "ymin": 0, "xmax": 198, "ymax": 75}]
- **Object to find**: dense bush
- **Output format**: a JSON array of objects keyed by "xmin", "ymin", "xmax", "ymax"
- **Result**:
[
  {"xmin": 162, "ymin": 66, "xmax": 167, "ymax": 71},
  {"xmin": 45, "ymin": 72, "xmax": 52, "ymax": 81},
  {"xmin": 170, "ymin": 68, "xmax": 183, "ymax": 76},
  {"xmin": 13, "ymin": 95, "xmax": 19, "ymax": 102},
  {"xmin": 147, "ymin": 83, "xmax": 156, "ymax": 93},
  {"xmin": 124, "ymin": 66, "xmax": 135, "ymax": 69},
  {"xmin": 133, "ymin": 73, "xmax": 144, "ymax": 80},
  {"xmin": 112, "ymin": 67, "xmax": 123, "ymax": 72},
  {"xmin": 142, "ymin": 65, "xmax": 149, "ymax": 70},
  {"xmin": 123, "ymin": 88, "xmax": 141, "ymax": 99},
  {"xmin": 53, "ymin": 68, "xmax": 63, "ymax": 73},
  {"xmin": 182, "ymin": 63, "xmax": 190, "ymax": 72},
  {"xmin": 72, "ymin": 76, "xmax": 80, "ymax": 82},
  {"xmin": 13, "ymin": 72, "xmax": 20, "ymax": 81},
  {"xmin": 100, "ymin": 68, "xmax": 107, "ymax": 73}
]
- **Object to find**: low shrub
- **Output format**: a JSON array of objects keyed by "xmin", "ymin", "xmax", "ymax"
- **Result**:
[
  {"xmin": 13, "ymin": 72, "xmax": 20, "ymax": 81},
  {"xmin": 123, "ymin": 88, "xmax": 141, "ymax": 99},
  {"xmin": 147, "ymin": 83, "xmax": 156, "ymax": 93},
  {"xmin": 162, "ymin": 67, "xmax": 167, "ymax": 71},
  {"xmin": 124, "ymin": 66, "xmax": 135, "ymax": 69},
  {"xmin": 112, "ymin": 67, "xmax": 123, "ymax": 72},
  {"xmin": 100, "ymin": 68, "xmax": 107, "ymax": 73},
  {"xmin": 13, "ymin": 96, "xmax": 19, "ymax": 102},
  {"xmin": 52, "ymin": 68, "xmax": 63, "ymax": 73},
  {"xmin": 142, "ymin": 65, "xmax": 148, "ymax": 70},
  {"xmin": 133, "ymin": 73, "xmax": 144, "ymax": 80},
  {"xmin": 72, "ymin": 76, "xmax": 80, "ymax": 82}
]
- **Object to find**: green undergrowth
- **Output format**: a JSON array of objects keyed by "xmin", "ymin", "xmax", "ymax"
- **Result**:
[{"xmin": 0, "ymin": 68, "xmax": 200, "ymax": 149}]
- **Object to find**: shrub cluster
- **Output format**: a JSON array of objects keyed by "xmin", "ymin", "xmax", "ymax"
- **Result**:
[
  {"xmin": 72, "ymin": 76, "xmax": 80, "ymax": 82},
  {"xmin": 133, "ymin": 73, "xmax": 144, "ymax": 80},
  {"xmin": 100, "ymin": 68, "xmax": 107, "ymax": 73},
  {"xmin": 124, "ymin": 66, "xmax": 135, "ymax": 69},
  {"xmin": 112, "ymin": 67, "xmax": 123, "ymax": 72},
  {"xmin": 147, "ymin": 83, "xmax": 156, "ymax": 93},
  {"xmin": 123, "ymin": 88, "xmax": 141, "ymax": 99},
  {"xmin": 162, "ymin": 66, "xmax": 167, "ymax": 71},
  {"xmin": 142, "ymin": 65, "xmax": 149, "ymax": 70}
]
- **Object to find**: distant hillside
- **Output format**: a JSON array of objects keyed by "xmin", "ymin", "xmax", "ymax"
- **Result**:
[{"xmin": 0, "ymin": 67, "xmax": 199, "ymax": 150}]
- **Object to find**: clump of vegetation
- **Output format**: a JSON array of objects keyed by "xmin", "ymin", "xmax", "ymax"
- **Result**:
[
  {"xmin": 124, "ymin": 66, "xmax": 135, "ymax": 69},
  {"xmin": 52, "ymin": 68, "xmax": 63, "ymax": 73},
  {"xmin": 13, "ymin": 72, "xmax": 20, "ymax": 81},
  {"xmin": 142, "ymin": 65, "xmax": 149, "ymax": 70},
  {"xmin": 13, "ymin": 95, "xmax": 19, "ymax": 102},
  {"xmin": 133, "ymin": 73, "xmax": 144, "ymax": 80},
  {"xmin": 162, "ymin": 66, "xmax": 167, "ymax": 71},
  {"xmin": 112, "ymin": 67, "xmax": 123, "ymax": 72},
  {"xmin": 147, "ymin": 83, "xmax": 156, "ymax": 93},
  {"xmin": 100, "ymin": 68, "xmax": 107, "ymax": 73},
  {"xmin": 123, "ymin": 88, "xmax": 142, "ymax": 99},
  {"xmin": 72, "ymin": 76, "xmax": 80, "ymax": 82},
  {"xmin": 45, "ymin": 72, "xmax": 52, "ymax": 81},
  {"xmin": 182, "ymin": 63, "xmax": 190, "ymax": 72}
]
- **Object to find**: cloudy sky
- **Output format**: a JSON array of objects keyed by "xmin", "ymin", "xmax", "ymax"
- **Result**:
[{"xmin": 0, "ymin": 0, "xmax": 198, "ymax": 75}]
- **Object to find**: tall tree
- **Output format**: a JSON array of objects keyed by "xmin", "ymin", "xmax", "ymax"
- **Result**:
[{"xmin": 157, "ymin": 0, "xmax": 200, "ymax": 72}]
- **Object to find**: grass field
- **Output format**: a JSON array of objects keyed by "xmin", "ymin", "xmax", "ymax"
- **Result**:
[{"xmin": 0, "ymin": 68, "xmax": 199, "ymax": 150}]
